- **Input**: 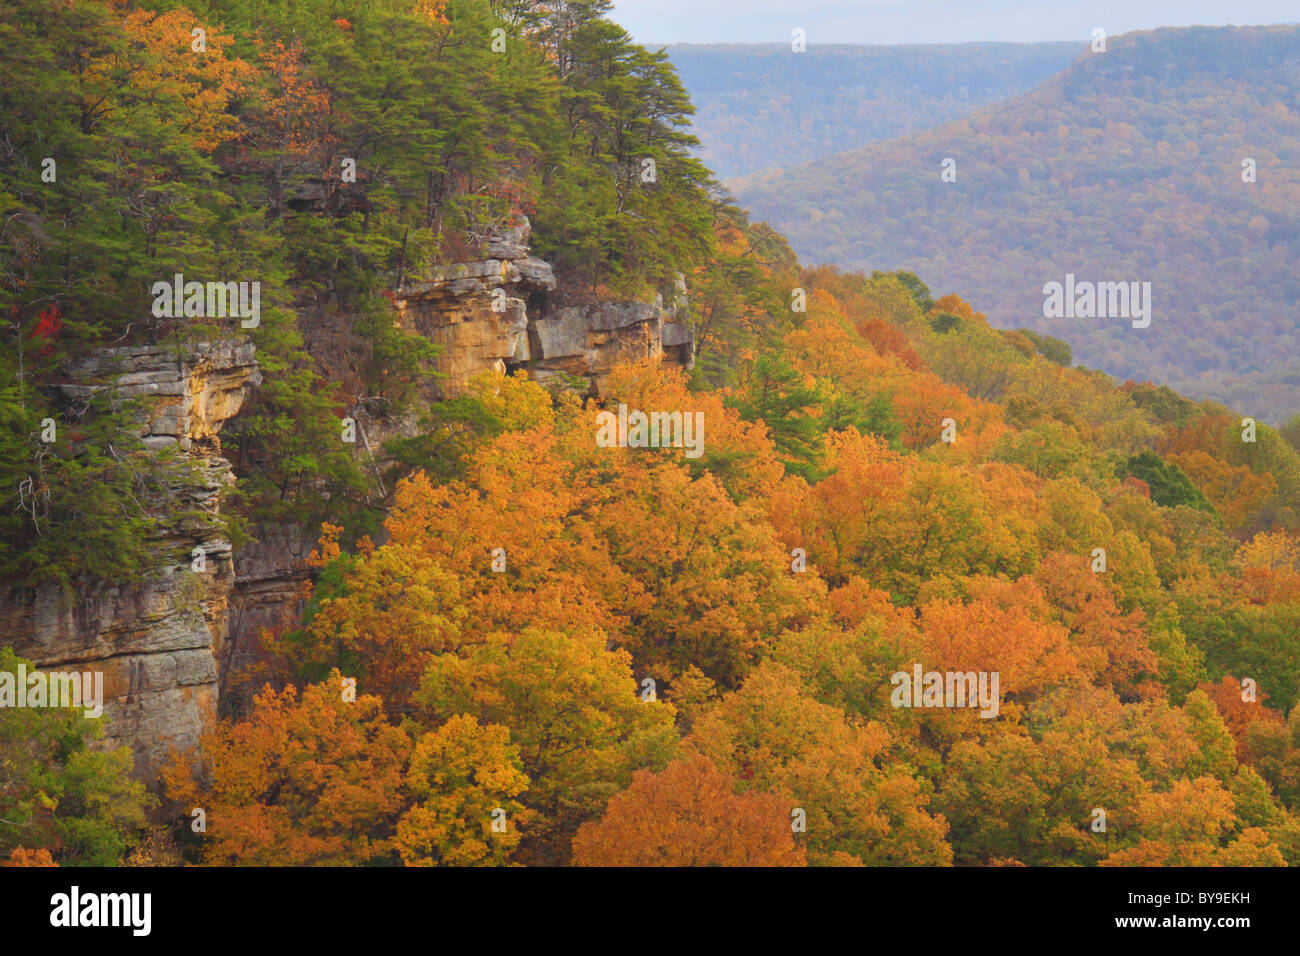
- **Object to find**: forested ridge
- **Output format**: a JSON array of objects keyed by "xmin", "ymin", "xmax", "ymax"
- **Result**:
[
  {"xmin": 665, "ymin": 40, "xmax": 1082, "ymax": 179},
  {"xmin": 3, "ymin": 1, "xmax": 1300, "ymax": 868},
  {"xmin": 731, "ymin": 25, "xmax": 1300, "ymax": 423}
]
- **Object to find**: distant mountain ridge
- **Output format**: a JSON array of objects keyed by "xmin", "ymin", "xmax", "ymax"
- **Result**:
[
  {"xmin": 664, "ymin": 41, "xmax": 1083, "ymax": 179},
  {"xmin": 727, "ymin": 25, "xmax": 1300, "ymax": 421}
]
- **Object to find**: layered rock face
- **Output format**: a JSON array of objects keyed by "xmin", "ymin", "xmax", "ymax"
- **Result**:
[
  {"xmin": 394, "ymin": 218, "xmax": 694, "ymax": 397},
  {"xmin": 393, "ymin": 220, "xmax": 554, "ymax": 396},
  {"xmin": 1, "ymin": 342, "xmax": 260, "ymax": 787},
  {"xmin": 530, "ymin": 299, "xmax": 694, "ymax": 393},
  {"xmin": 223, "ymin": 521, "xmax": 313, "ymax": 714}
]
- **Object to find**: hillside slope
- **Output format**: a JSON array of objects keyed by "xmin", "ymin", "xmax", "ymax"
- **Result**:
[
  {"xmin": 665, "ymin": 41, "xmax": 1081, "ymax": 179},
  {"xmin": 732, "ymin": 26, "xmax": 1300, "ymax": 421}
]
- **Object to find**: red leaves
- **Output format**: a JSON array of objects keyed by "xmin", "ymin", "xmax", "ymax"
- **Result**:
[{"xmin": 30, "ymin": 305, "xmax": 61, "ymax": 357}]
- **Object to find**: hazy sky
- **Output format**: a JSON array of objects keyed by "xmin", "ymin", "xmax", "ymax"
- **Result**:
[{"xmin": 610, "ymin": 0, "xmax": 1299, "ymax": 45}]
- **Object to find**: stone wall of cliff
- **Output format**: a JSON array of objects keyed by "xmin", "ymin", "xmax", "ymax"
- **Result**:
[
  {"xmin": 1, "ymin": 341, "xmax": 260, "ymax": 787},
  {"xmin": 391, "ymin": 217, "xmax": 694, "ymax": 397}
]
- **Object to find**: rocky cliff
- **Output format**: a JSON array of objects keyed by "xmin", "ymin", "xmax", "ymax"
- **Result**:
[
  {"xmin": 393, "ymin": 217, "xmax": 694, "ymax": 396},
  {"xmin": 1, "ymin": 342, "xmax": 260, "ymax": 787},
  {"xmin": 4, "ymin": 221, "xmax": 695, "ymax": 790}
]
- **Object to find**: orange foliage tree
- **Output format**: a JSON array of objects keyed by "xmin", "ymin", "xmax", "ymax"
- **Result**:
[
  {"xmin": 163, "ymin": 673, "xmax": 410, "ymax": 866},
  {"xmin": 570, "ymin": 754, "xmax": 805, "ymax": 866}
]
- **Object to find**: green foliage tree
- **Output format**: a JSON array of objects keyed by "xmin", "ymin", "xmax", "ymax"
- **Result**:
[
  {"xmin": 0, "ymin": 649, "xmax": 151, "ymax": 865},
  {"xmin": 729, "ymin": 351, "xmax": 824, "ymax": 481},
  {"xmin": 1118, "ymin": 452, "xmax": 1215, "ymax": 514}
]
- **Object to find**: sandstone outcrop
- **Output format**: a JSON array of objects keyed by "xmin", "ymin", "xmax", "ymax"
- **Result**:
[
  {"xmin": 394, "ymin": 218, "xmax": 693, "ymax": 397},
  {"xmin": 1, "ymin": 341, "xmax": 260, "ymax": 788},
  {"xmin": 393, "ymin": 219, "xmax": 555, "ymax": 397}
]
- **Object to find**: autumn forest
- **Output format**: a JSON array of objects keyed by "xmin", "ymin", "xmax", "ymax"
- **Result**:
[{"xmin": 2, "ymin": 0, "xmax": 1300, "ymax": 880}]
